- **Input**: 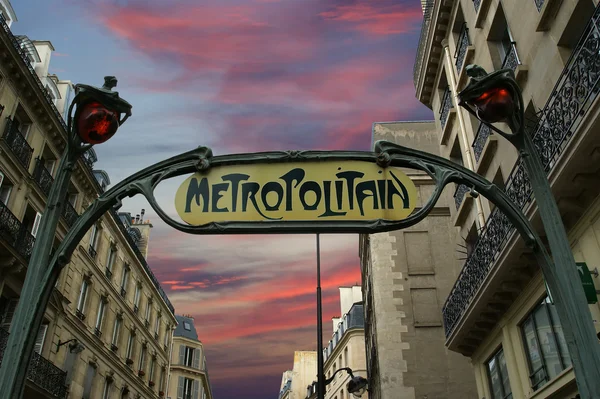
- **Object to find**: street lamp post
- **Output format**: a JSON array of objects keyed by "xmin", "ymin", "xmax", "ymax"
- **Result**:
[
  {"xmin": 0, "ymin": 77, "xmax": 132, "ymax": 399},
  {"xmin": 458, "ymin": 65, "xmax": 600, "ymax": 398}
]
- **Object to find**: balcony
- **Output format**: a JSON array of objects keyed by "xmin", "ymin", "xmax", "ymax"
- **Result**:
[
  {"xmin": 0, "ymin": 200, "xmax": 35, "ymax": 260},
  {"xmin": 472, "ymin": 123, "xmax": 492, "ymax": 163},
  {"xmin": 439, "ymin": 86, "xmax": 453, "ymax": 132},
  {"xmin": 453, "ymin": 184, "xmax": 470, "ymax": 211},
  {"xmin": 2, "ymin": 117, "xmax": 33, "ymax": 170},
  {"xmin": 501, "ymin": 42, "xmax": 521, "ymax": 72},
  {"xmin": 323, "ymin": 303, "xmax": 364, "ymax": 363},
  {"xmin": 473, "ymin": 0, "xmax": 481, "ymax": 13},
  {"xmin": 0, "ymin": 328, "xmax": 68, "ymax": 398},
  {"xmin": 33, "ymin": 158, "xmax": 54, "ymax": 197},
  {"xmin": 454, "ymin": 24, "xmax": 471, "ymax": 73},
  {"xmin": 61, "ymin": 201, "xmax": 78, "ymax": 228},
  {"xmin": 535, "ymin": 0, "xmax": 545, "ymax": 12},
  {"xmin": 443, "ymin": 4, "xmax": 600, "ymax": 345}
]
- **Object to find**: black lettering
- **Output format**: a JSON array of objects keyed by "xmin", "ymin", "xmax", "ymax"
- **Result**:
[
  {"xmin": 387, "ymin": 171, "xmax": 410, "ymax": 209},
  {"xmin": 261, "ymin": 182, "xmax": 284, "ymax": 211},
  {"xmin": 299, "ymin": 181, "xmax": 322, "ymax": 211},
  {"xmin": 335, "ymin": 180, "xmax": 344, "ymax": 210},
  {"xmin": 280, "ymin": 168, "xmax": 305, "ymax": 211},
  {"xmin": 211, "ymin": 183, "xmax": 229, "ymax": 212},
  {"xmin": 336, "ymin": 171, "xmax": 364, "ymax": 210},
  {"xmin": 377, "ymin": 179, "xmax": 386, "ymax": 209},
  {"xmin": 185, "ymin": 177, "xmax": 209, "ymax": 213},
  {"xmin": 241, "ymin": 182, "xmax": 280, "ymax": 220},
  {"xmin": 356, "ymin": 180, "xmax": 378, "ymax": 216},
  {"xmin": 319, "ymin": 181, "xmax": 346, "ymax": 217},
  {"xmin": 221, "ymin": 173, "xmax": 250, "ymax": 212}
]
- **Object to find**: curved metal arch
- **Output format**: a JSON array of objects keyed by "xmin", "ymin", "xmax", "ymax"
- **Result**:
[{"xmin": 49, "ymin": 140, "xmax": 551, "ymax": 272}]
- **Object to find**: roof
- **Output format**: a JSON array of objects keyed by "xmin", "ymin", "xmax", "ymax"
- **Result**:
[{"xmin": 174, "ymin": 315, "xmax": 199, "ymax": 340}]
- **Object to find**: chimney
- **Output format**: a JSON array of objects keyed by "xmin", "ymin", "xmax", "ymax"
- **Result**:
[
  {"xmin": 135, "ymin": 214, "xmax": 140, "ymax": 224},
  {"xmin": 140, "ymin": 209, "xmax": 145, "ymax": 223}
]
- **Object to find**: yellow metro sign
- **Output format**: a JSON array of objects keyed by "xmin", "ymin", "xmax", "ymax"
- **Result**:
[{"xmin": 175, "ymin": 161, "xmax": 417, "ymax": 225}]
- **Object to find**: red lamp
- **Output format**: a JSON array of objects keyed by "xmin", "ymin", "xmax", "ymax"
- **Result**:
[
  {"xmin": 76, "ymin": 101, "xmax": 120, "ymax": 144},
  {"xmin": 469, "ymin": 86, "xmax": 514, "ymax": 124}
]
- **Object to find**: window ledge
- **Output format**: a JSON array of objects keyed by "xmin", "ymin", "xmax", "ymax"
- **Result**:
[
  {"xmin": 527, "ymin": 367, "xmax": 575, "ymax": 399},
  {"xmin": 536, "ymin": 0, "xmax": 561, "ymax": 32},
  {"xmin": 474, "ymin": 0, "xmax": 492, "ymax": 29},
  {"xmin": 475, "ymin": 135, "xmax": 499, "ymax": 174},
  {"xmin": 440, "ymin": 108, "xmax": 457, "ymax": 146},
  {"xmin": 454, "ymin": 195, "xmax": 474, "ymax": 227}
]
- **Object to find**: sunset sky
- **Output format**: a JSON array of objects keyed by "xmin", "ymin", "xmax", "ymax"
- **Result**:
[{"xmin": 14, "ymin": 0, "xmax": 432, "ymax": 397}]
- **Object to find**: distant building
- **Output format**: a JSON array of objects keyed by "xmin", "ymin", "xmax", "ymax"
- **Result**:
[
  {"xmin": 0, "ymin": 2, "xmax": 177, "ymax": 398},
  {"xmin": 278, "ymin": 351, "xmax": 317, "ymax": 399},
  {"xmin": 359, "ymin": 122, "xmax": 478, "ymax": 399},
  {"xmin": 307, "ymin": 286, "xmax": 368, "ymax": 399},
  {"xmin": 167, "ymin": 315, "xmax": 213, "ymax": 399}
]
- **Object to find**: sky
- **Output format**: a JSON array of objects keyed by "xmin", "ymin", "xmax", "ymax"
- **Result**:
[{"xmin": 13, "ymin": 0, "xmax": 432, "ymax": 397}]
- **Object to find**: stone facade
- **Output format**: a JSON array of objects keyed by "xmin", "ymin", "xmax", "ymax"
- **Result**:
[
  {"xmin": 359, "ymin": 122, "xmax": 478, "ymax": 399},
  {"xmin": 413, "ymin": 0, "xmax": 600, "ymax": 397}
]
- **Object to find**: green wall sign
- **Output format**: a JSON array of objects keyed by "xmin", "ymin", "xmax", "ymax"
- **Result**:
[{"xmin": 546, "ymin": 262, "xmax": 598, "ymax": 304}]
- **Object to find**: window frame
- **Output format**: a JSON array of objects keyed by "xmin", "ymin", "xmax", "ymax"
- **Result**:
[
  {"xmin": 485, "ymin": 347, "xmax": 512, "ymax": 399},
  {"xmin": 77, "ymin": 279, "xmax": 89, "ymax": 313}
]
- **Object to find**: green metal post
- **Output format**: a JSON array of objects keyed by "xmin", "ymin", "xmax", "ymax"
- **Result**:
[
  {"xmin": 0, "ymin": 146, "xmax": 78, "ymax": 399},
  {"xmin": 517, "ymin": 131, "xmax": 600, "ymax": 398}
]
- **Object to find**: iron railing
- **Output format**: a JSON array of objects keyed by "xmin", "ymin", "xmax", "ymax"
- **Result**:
[
  {"xmin": 453, "ymin": 184, "xmax": 470, "ymax": 210},
  {"xmin": 535, "ymin": 0, "xmax": 545, "ymax": 12},
  {"xmin": 501, "ymin": 42, "xmax": 521, "ymax": 71},
  {"xmin": 2, "ymin": 117, "xmax": 33, "ymax": 170},
  {"xmin": 473, "ymin": 0, "xmax": 482, "ymax": 13},
  {"xmin": 440, "ymin": 86, "xmax": 454, "ymax": 131},
  {"xmin": 0, "ymin": 328, "xmax": 68, "ymax": 398},
  {"xmin": 33, "ymin": 158, "xmax": 54, "ymax": 197},
  {"xmin": 442, "ymin": 4, "xmax": 600, "ymax": 338},
  {"xmin": 88, "ymin": 245, "xmax": 97, "ymax": 259},
  {"xmin": 413, "ymin": 0, "xmax": 436, "ymax": 86},
  {"xmin": 109, "ymin": 208, "xmax": 175, "ymax": 314},
  {"xmin": 0, "ymin": 200, "xmax": 36, "ymax": 259},
  {"xmin": 472, "ymin": 123, "xmax": 492, "ymax": 162},
  {"xmin": 454, "ymin": 23, "xmax": 471, "ymax": 73},
  {"xmin": 62, "ymin": 201, "xmax": 78, "ymax": 228}
]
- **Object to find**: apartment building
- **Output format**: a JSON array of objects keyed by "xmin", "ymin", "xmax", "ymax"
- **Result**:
[
  {"xmin": 306, "ymin": 286, "xmax": 369, "ymax": 399},
  {"xmin": 413, "ymin": 0, "xmax": 600, "ymax": 398},
  {"xmin": 278, "ymin": 351, "xmax": 317, "ymax": 399},
  {"xmin": 0, "ymin": 1, "xmax": 177, "ymax": 398},
  {"xmin": 167, "ymin": 315, "xmax": 213, "ymax": 399},
  {"xmin": 358, "ymin": 122, "xmax": 478, "ymax": 399}
]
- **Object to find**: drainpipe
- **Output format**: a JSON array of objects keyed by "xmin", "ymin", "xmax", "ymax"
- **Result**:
[{"xmin": 441, "ymin": 39, "xmax": 486, "ymax": 230}]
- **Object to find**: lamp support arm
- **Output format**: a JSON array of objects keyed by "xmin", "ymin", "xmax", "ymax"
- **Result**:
[{"xmin": 324, "ymin": 367, "xmax": 355, "ymax": 386}]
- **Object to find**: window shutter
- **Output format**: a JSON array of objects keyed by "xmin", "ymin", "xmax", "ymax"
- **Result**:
[
  {"xmin": 1, "ymin": 299, "xmax": 18, "ymax": 329},
  {"xmin": 31, "ymin": 212, "xmax": 42, "ymax": 237},
  {"xmin": 179, "ymin": 345, "xmax": 185, "ymax": 365},
  {"xmin": 177, "ymin": 376, "xmax": 184, "ymax": 399},
  {"xmin": 192, "ymin": 380, "xmax": 200, "ymax": 399},
  {"xmin": 34, "ymin": 323, "xmax": 48, "ymax": 354},
  {"xmin": 192, "ymin": 348, "xmax": 200, "ymax": 369}
]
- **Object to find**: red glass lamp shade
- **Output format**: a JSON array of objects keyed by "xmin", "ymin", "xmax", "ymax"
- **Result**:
[
  {"xmin": 76, "ymin": 102, "xmax": 120, "ymax": 144},
  {"xmin": 470, "ymin": 87, "xmax": 514, "ymax": 124}
]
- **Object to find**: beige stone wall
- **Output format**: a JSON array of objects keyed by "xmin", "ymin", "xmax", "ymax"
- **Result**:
[
  {"xmin": 361, "ymin": 122, "xmax": 478, "ymax": 399},
  {"xmin": 290, "ymin": 351, "xmax": 318, "ymax": 399},
  {"xmin": 324, "ymin": 332, "xmax": 368, "ymax": 399}
]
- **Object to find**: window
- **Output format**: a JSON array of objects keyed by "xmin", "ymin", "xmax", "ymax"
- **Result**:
[
  {"xmin": 95, "ymin": 298, "xmax": 106, "ymax": 336},
  {"xmin": 133, "ymin": 285, "xmax": 141, "ymax": 313},
  {"xmin": 145, "ymin": 299, "xmax": 152, "ymax": 323},
  {"xmin": 149, "ymin": 357, "xmax": 155, "ymax": 382},
  {"xmin": 344, "ymin": 347, "xmax": 348, "ymax": 369},
  {"xmin": 82, "ymin": 363, "xmax": 96, "ymax": 399},
  {"xmin": 155, "ymin": 315, "xmax": 161, "ymax": 337},
  {"xmin": 31, "ymin": 212, "xmax": 42, "ymax": 237},
  {"xmin": 0, "ymin": 172, "xmax": 13, "ymax": 206},
  {"xmin": 178, "ymin": 377, "xmax": 197, "ymax": 399},
  {"xmin": 120, "ymin": 266, "xmax": 130, "ymax": 296},
  {"xmin": 487, "ymin": 348, "xmax": 512, "ymax": 399},
  {"xmin": 159, "ymin": 367, "xmax": 165, "ymax": 392},
  {"xmin": 183, "ymin": 321, "xmax": 191, "ymax": 331},
  {"xmin": 33, "ymin": 323, "xmax": 48, "ymax": 354},
  {"xmin": 338, "ymin": 354, "xmax": 342, "ymax": 370},
  {"xmin": 111, "ymin": 317, "xmax": 122, "ymax": 348},
  {"xmin": 125, "ymin": 330, "xmax": 134, "ymax": 360},
  {"xmin": 89, "ymin": 224, "xmax": 100, "ymax": 258},
  {"xmin": 521, "ymin": 296, "xmax": 571, "ymax": 391},
  {"xmin": 164, "ymin": 325, "xmax": 170, "ymax": 347},
  {"xmin": 106, "ymin": 246, "xmax": 117, "ymax": 280},
  {"xmin": 68, "ymin": 192, "xmax": 78, "ymax": 208},
  {"xmin": 102, "ymin": 377, "xmax": 112, "ymax": 399},
  {"xmin": 77, "ymin": 280, "xmax": 89, "ymax": 314},
  {"xmin": 184, "ymin": 346, "xmax": 194, "ymax": 367},
  {"xmin": 0, "ymin": 298, "xmax": 18, "ymax": 330},
  {"xmin": 139, "ymin": 345, "xmax": 146, "ymax": 372}
]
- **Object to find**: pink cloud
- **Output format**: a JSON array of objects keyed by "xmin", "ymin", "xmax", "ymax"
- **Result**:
[{"xmin": 319, "ymin": 3, "xmax": 422, "ymax": 35}]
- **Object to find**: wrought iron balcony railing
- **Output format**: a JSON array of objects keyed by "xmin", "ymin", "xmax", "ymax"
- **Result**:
[
  {"xmin": 0, "ymin": 200, "xmax": 36, "ymax": 259},
  {"xmin": 33, "ymin": 158, "xmax": 54, "ymax": 197},
  {"xmin": 0, "ymin": 328, "xmax": 68, "ymax": 398},
  {"xmin": 535, "ymin": 0, "xmax": 545, "ymax": 12},
  {"xmin": 454, "ymin": 23, "xmax": 471, "ymax": 72},
  {"xmin": 472, "ymin": 123, "xmax": 492, "ymax": 162},
  {"xmin": 453, "ymin": 184, "xmax": 470, "ymax": 210},
  {"xmin": 88, "ymin": 245, "xmax": 97, "ymax": 259},
  {"xmin": 442, "ymin": 4, "xmax": 600, "ymax": 338},
  {"xmin": 62, "ymin": 201, "xmax": 78, "ymax": 228},
  {"xmin": 440, "ymin": 86, "xmax": 454, "ymax": 131},
  {"xmin": 2, "ymin": 117, "xmax": 33, "ymax": 170},
  {"xmin": 413, "ymin": 0, "xmax": 435, "ymax": 85},
  {"xmin": 501, "ymin": 42, "xmax": 521, "ymax": 72},
  {"xmin": 473, "ymin": 0, "xmax": 482, "ymax": 13}
]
